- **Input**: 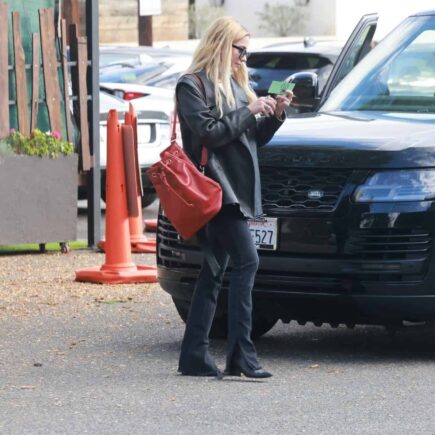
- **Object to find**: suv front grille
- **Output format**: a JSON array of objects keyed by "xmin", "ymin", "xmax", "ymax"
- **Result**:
[
  {"xmin": 157, "ymin": 214, "xmax": 201, "ymax": 269},
  {"xmin": 158, "ymin": 213, "xmax": 432, "ymax": 283},
  {"xmin": 158, "ymin": 214, "xmax": 180, "ymax": 244},
  {"xmin": 347, "ymin": 229, "xmax": 432, "ymax": 260},
  {"xmin": 261, "ymin": 167, "xmax": 351, "ymax": 214}
]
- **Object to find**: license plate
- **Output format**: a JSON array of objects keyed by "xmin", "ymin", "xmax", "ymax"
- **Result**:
[{"xmin": 247, "ymin": 217, "xmax": 278, "ymax": 250}]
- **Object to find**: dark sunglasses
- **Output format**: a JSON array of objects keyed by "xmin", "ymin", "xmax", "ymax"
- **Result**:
[{"xmin": 232, "ymin": 44, "xmax": 250, "ymax": 60}]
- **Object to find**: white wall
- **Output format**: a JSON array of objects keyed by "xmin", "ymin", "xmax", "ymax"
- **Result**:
[
  {"xmin": 335, "ymin": 0, "xmax": 435, "ymax": 41},
  {"xmin": 223, "ymin": 0, "xmax": 268, "ymax": 37},
  {"xmin": 195, "ymin": 0, "xmax": 337, "ymax": 37},
  {"xmin": 304, "ymin": 0, "xmax": 336, "ymax": 36},
  {"xmin": 195, "ymin": 0, "xmax": 435, "ymax": 40}
]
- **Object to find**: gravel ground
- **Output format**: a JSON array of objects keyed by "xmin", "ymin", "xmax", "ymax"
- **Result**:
[
  {"xmin": 1, "ymin": 251, "xmax": 435, "ymax": 434},
  {"xmin": 0, "ymin": 251, "xmax": 157, "ymax": 318}
]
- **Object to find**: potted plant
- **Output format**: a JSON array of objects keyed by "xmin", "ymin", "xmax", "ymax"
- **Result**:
[{"xmin": 0, "ymin": 129, "xmax": 78, "ymax": 252}]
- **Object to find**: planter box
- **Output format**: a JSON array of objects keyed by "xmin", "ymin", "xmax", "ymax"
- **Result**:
[{"xmin": 0, "ymin": 154, "xmax": 78, "ymax": 245}]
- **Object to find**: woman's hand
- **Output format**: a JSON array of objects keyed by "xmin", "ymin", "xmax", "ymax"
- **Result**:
[
  {"xmin": 247, "ymin": 96, "xmax": 277, "ymax": 117},
  {"xmin": 274, "ymin": 91, "xmax": 294, "ymax": 119}
]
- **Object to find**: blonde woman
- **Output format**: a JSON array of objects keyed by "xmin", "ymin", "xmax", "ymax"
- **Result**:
[{"xmin": 176, "ymin": 16, "xmax": 293, "ymax": 378}]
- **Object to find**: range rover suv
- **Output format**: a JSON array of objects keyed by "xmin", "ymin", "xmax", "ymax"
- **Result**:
[{"xmin": 156, "ymin": 11, "xmax": 435, "ymax": 337}]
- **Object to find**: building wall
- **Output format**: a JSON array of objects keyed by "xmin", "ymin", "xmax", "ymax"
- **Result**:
[
  {"xmin": 220, "ymin": 0, "xmax": 273, "ymax": 37},
  {"xmin": 96, "ymin": 0, "xmax": 434, "ymax": 44},
  {"xmin": 153, "ymin": 0, "xmax": 189, "ymax": 41},
  {"xmin": 335, "ymin": 0, "xmax": 435, "ymax": 40},
  {"xmin": 98, "ymin": 0, "xmax": 188, "ymax": 44},
  {"xmin": 196, "ymin": 0, "xmax": 336, "ymax": 37},
  {"xmin": 195, "ymin": 0, "xmax": 435, "ymax": 41},
  {"xmin": 304, "ymin": 0, "xmax": 336, "ymax": 36},
  {"xmin": 99, "ymin": 0, "xmax": 138, "ymax": 43}
]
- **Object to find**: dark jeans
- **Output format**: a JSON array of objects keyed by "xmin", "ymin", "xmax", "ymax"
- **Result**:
[{"xmin": 178, "ymin": 205, "xmax": 261, "ymax": 374}]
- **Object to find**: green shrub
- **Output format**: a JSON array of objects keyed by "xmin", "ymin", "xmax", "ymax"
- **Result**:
[{"xmin": 5, "ymin": 129, "xmax": 74, "ymax": 158}]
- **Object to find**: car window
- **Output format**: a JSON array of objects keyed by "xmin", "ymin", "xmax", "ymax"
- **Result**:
[
  {"xmin": 248, "ymin": 54, "xmax": 332, "ymax": 70},
  {"xmin": 388, "ymin": 34, "xmax": 435, "ymax": 97},
  {"xmin": 322, "ymin": 16, "xmax": 435, "ymax": 114},
  {"xmin": 332, "ymin": 24, "xmax": 374, "ymax": 86}
]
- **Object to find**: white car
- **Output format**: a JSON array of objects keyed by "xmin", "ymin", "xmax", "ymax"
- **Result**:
[
  {"xmin": 100, "ymin": 54, "xmax": 191, "ymax": 95},
  {"xmin": 99, "ymin": 45, "xmax": 193, "ymax": 67},
  {"xmin": 142, "ymin": 56, "xmax": 192, "ymax": 90},
  {"xmin": 100, "ymin": 82, "xmax": 174, "ymax": 101}
]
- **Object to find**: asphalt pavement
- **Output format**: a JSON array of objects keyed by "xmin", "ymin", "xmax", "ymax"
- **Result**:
[
  {"xmin": 1, "ymin": 281, "xmax": 435, "ymax": 434},
  {"xmin": 1, "ymin": 202, "xmax": 434, "ymax": 434}
]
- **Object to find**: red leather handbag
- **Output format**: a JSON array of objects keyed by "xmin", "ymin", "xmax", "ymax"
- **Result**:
[{"xmin": 147, "ymin": 112, "xmax": 222, "ymax": 240}]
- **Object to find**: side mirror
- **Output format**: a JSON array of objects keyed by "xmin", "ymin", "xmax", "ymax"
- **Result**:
[{"xmin": 287, "ymin": 71, "xmax": 319, "ymax": 112}]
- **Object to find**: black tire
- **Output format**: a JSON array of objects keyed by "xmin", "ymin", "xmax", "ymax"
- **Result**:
[
  {"xmin": 101, "ymin": 174, "xmax": 157, "ymax": 208},
  {"xmin": 140, "ymin": 172, "xmax": 157, "ymax": 207},
  {"xmin": 101, "ymin": 173, "xmax": 107, "ymax": 202},
  {"xmin": 141, "ymin": 192, "xmax": 157, "ymax": 208},
  {"xmin": 252, "ymin": 314, "xmax": 279, "ymax": 339},
  {"xmin": 172, "ymin": 297, "xmax": 278, "ymax": 339}
]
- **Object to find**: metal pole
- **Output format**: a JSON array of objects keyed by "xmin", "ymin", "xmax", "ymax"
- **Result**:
[{"xmin": 86, "ymin": 0, "xmax": 101, "ymax": 247}]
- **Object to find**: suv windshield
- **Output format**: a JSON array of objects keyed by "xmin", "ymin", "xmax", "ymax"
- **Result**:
[{"xmin": 322, "ymin": 15, "xmax": 435, "ymax": 114}]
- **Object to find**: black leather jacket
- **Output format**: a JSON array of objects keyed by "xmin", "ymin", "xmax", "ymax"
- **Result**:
[{"xmin": 175, "ymin": 70, "xmax": 284, "ymax": 218}]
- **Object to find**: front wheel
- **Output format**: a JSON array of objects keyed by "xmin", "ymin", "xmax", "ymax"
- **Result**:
[{"xmin": 172, "ymin": 297, "xmax": 278, "ymax": 339}]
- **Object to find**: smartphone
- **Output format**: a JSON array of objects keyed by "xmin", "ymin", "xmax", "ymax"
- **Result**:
[{"xmin": 267, "ymin": 81, "xmax": 295, "ymax": 95}]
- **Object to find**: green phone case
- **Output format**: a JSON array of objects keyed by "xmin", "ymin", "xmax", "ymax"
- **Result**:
[{"xmin": 268, "ymin": 81, "xmax": 295, "ymax": 95}]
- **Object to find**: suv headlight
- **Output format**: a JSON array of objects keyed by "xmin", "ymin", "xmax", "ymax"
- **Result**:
[{"xmin": 353, "ymin": 170, "xmax": 435, "ymax": 203}]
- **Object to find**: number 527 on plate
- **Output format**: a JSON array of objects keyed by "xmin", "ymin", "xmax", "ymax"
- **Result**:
[{"xmin": 247, "ymin": 217, "xmax": 278, "ymax": 250}]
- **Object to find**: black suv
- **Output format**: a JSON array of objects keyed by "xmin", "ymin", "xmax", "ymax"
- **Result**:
[{"xmin": 157, "ymin": 12, "xmax": 435, "ymax": 337}]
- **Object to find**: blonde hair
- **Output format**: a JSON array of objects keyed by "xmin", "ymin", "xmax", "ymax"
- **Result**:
[{"xmin": 187, "ymin": 16, "xmax": 257, "ymax": 117}]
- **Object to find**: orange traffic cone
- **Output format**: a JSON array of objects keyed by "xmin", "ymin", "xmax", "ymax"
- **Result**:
[
  {"xmin": 98, "ymin": 106, "xmax": 157, "ymax": 253},
  {"xmin": 75, "ymin": 110, "xmax": 158, "ymax": 284},
  {"xmin": 144, "ymin": 219, "xmax": 158, "ymax": 232},
  {"xmin": 125, "ymin": 104, "xmax": 156, "ymax": 253}
]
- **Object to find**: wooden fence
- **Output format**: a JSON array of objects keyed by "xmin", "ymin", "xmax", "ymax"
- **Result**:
[{"xmin": 0, "ymin": 3, "xmax": 92, "ymax": 171}]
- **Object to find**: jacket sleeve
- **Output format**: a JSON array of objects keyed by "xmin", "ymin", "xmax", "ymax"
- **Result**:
[
  {"xmin": 255, "ymin": 112, "xmax": 285, "ymax": 148},
  {"xmin": 176, "ymin": 79, "xmax": 257, "ymax": 150}
]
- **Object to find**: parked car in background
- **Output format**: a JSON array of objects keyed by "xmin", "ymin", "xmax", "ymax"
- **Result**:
[
  {"xmin": 142, "ymin": 56, "xmax": 191, "ymax": 89},
  {"xmin": 99, "ymin": 48, "xmax": 153, "ymax": 68},
  {"xmin": 247, "ymin": 39, "xmax": 343, "ymax": 96},
  {"xmin": 100, "ymin": 82, "xmax": 174, "ymax": 101},
  {"xmin": 99, "ymin": 62, "xmax": 168, "ymax": 86},
  {"xmin": 100, "ymin": 56, "xmax": 191, "ymax": 94},
  {"xmin": 145, "ymin": 72, "xmax": 181, "ymax": 89},
  {"xmin": 99, "ymin": 45, "xmax": 193, "ymax": 67},
  {"xmin": 80, "ymin": 91, "xmax": 171, "ymax": 207},
  {"xmin": 156, "ymin": 11, "xmax": 435, "ymax": 337}
]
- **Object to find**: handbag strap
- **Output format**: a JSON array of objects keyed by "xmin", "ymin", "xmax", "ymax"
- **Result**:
[{"xmin": 173, "ymin": 73, "xmax": 209, "ymax": 168}]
